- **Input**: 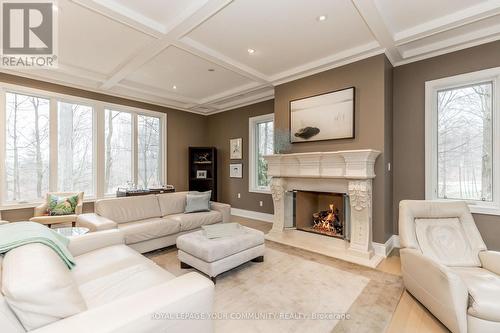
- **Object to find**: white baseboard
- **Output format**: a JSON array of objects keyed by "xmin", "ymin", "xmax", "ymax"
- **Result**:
[
  {"xmin": 231, "ymin": 208, "xmax": 274, "ymax": 223},
  {"xmin": 372, "ymin": 235, "xmax": 400, "ymax": 258}
]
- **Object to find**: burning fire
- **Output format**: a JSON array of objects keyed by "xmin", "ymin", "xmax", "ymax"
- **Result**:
[{"xmin": 312, "ymin": 204, "xmax": 341, "ymax": 235}]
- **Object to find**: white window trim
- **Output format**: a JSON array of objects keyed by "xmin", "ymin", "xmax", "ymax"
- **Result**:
[
  {"xmin": 249, "ymin": 113, "xmax": 274, "ymax": 194},
  {"xmin": 425, "ymin": 67, "xmax": 500, "ymax": 215},
  {"xmin": 0, "ymin": 83, "xmax": 167, "ymax": 209}
]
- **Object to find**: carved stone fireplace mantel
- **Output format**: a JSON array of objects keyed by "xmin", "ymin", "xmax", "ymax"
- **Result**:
[{"xmin": 264, "ymin": 149, "xmax": 382, "ymax": 267}]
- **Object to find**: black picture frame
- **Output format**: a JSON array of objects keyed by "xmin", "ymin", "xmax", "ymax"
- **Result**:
[{"xmin": 289, "ymin": 86, "xmax": 355, "ymax": 143}]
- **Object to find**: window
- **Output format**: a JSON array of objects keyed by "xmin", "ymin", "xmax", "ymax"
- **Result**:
[
  {"xmin": 5, "ymin": 93, "xmax": 50, "ymax": 203},
  {"xmin": 58, "ymin": 102, "xmax": 94, "ymax": 196},
  {"xmin": 105, "ymin": 110, "xmax": 132, "ymax": 194},
  {"xmin": 138, "ymin": 114, "xmax": 161, "ymax": 188},
  {"xmin": 426, "ymin": 68, "xmax": 500, "ymax": 214},
  {"xmin": 0, "ymin": 84, "xmax": 167, "ymax": 207},
  {"xmin": 249, "ymin": 113, "xmax": 274, "ymax": 193}
]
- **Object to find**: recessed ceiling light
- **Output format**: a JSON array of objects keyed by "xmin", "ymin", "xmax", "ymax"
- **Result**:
[
  {"xmin": 172, "ymin": 85, "xmax": 177, "ymax": 90},
  {"xmin": 317, "ymin": 15, "xmax": 327, "ymax": 22},
  {"xmin": 208, "ymin": 68, "xmax": 215, "ymax": 72},
  {"xmin": 247, "ymin": 48, "xmax": 255, "ymax": 54}
]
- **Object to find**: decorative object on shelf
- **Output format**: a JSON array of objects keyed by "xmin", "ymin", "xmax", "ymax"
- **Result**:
[
  {"xmin": 189, "ymin": 147, "xmax": 217, "ymax": 201},
  {"xmin": 230, "ymin": 138, "xmax": 242, "ymax": 159},
  {"xmin": 290, "ymin": 87, "xmax": 355, "ymax": 143},
  {"xmin": 230, "ymin": 163, "xmax": 243, "ymax": 178},
  {"xmin": 196, "ymin": 152, "xmax": 212, "ymax": 164},
  {"xmin": 116, "ymin": 185, "xmax": 175, "ymax": 197}
]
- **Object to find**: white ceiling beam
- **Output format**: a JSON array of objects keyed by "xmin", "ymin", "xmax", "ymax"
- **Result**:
[
  {"xmin": 94, "ymin": 0, "xmax": 235, "ymax": 90},
  {"xmin": 71, "ymin": 0, "xmax": 164, "ymax": 38},
  {"xmin": 351, "ymin": 0, "xmax": 402, "ymax": 65},
  {"xmin": 394, "ymin": 0, "xmax": 500, "ymax": 45},
  {"xmin": 174, "ymin": 38, "xmax": 269, "ymax": 83}
]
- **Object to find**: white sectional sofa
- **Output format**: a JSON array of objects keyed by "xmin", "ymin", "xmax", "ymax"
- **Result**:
[
  {"xmin": 0, "ymin": 229, "xmax": 214, "ymax": 333},
  {"xmin": 77, "ymin": 192, "xmax": 231, "ymax": 253}
]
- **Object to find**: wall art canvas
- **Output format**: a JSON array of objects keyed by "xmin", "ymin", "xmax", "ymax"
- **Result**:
[
  {"xmin": 290, "ymin": 87, "xmax": 354, "ymax": 143},
  {"xmin": 229, "ymin": 163, "xmax": 243, "ymax": 178},
  {"xmin": 230, "ymin": 138, "xmax": 242, "ymax": 159}
]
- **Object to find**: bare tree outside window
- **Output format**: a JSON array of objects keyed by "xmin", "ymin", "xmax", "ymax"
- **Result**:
[
  {"xmin": 5, "ymin": 92, "xmax": 50, "ymax": 202},
  {"xmin": 257, "ymin": 121, "xmax": 274, "ymax": 188},
  {"xmin": 138, "ymin": 115, "xmax": 160, "ymax": 188},
  {"xmin": 58, "ymin": 102, "xmax": 93, "ymax": 196},
  {"xmin": 437, "ymin": 82, "xmax": 493, "ymax": 201},
  {"xmin": 105, "ymin": 109, "xmax": 132, "ymax": 194}
]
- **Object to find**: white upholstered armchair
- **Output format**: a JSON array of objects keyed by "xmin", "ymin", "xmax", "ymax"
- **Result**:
[{"xmin": 399, "ymin": 200, "xmax": 500, "ymax": 333}]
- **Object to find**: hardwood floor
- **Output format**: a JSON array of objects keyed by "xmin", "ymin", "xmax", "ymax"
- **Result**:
[{"xmin": 233, "ymin": 215, "xmax": 450, "ymax": 333}]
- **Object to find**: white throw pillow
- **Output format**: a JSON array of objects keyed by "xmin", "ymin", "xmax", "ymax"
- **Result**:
[
  {"xmin": 415, "ymin": 218, "xmax": 481, "ymax": 267},
  {"xmin": 2, "ymin": 243, "xmax": 87, "ymax": 331}
]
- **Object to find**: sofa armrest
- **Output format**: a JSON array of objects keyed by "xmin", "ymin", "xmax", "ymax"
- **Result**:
[
  {"xmin": 68, "ymin": 229, "xmax": 125, "ymax": 256},
  {"xmin": 401, "ymin": 248, "xmax": 468, "ymax": 333},
  {"xmin": 479, "ymin": 250, "xmax": 500, "ymax": 275},
  {"xmin": 31, "ymin": 272, "xmax": 214, "ymax": 333},
  {"xmin": 77, "ymin": 213, "xmax": 117, "ymax": 232},
  {"xmin": 210, "ymin": 202, "xmax": 231, "ymax": 223},
  {"xmin": 33, "ymin": 203, "xmax": 48, "ymax": 217}
]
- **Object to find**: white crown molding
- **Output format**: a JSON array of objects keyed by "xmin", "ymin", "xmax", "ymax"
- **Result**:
[
  {"xmin": 393, "ymin": 0, "xmax": 500, "ymax": 45},
  {"xmin": 394, "ymin": 32, "xmax": 500, "ymax": 67},
  {"xmin": 197, "ymin": 82, "xmax": 268, "ymax": 105},
  {"xmin": 270, "ymin": 42, "xmax": 384, "ymax": 86},
  {"xmin": 207, "ymin": 88, "xmax": 274, "ymax": 112},
  {"xmin": 401, "ymin": 23, "xmax": 500, "ymax": 59}
]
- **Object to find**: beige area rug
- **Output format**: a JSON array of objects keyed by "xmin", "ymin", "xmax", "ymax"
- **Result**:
[{"xmin": 147, "ymin": 241, "xmax": 403, "ymax": 333}]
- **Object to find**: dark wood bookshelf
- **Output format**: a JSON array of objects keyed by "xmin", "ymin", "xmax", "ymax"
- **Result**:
[{"xmin": 189, "ymin": 147, "xmax": 217, "ymax": 201}]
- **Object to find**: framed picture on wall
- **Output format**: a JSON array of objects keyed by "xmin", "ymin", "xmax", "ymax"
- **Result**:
[
  {"xmin": 230, "ymin": 138, "xmax": 242, "ymax": 159},
  {"xmin": 289, "ymin": 87, "xmax": 355, "ymax": 143},
  {"xmin": 229, "ymin": 163, "xmax": 243, "ymax": 178}
]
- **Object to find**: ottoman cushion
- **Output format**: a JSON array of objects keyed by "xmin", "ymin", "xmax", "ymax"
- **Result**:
[{"xmin": 176, "ymin": 226, "xmax": 264, "ymax": 263}]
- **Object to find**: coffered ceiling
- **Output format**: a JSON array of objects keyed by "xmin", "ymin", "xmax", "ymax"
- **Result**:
[{"xmin": 3, "ymin": 0, "xmax": 500, "ymax": 114}]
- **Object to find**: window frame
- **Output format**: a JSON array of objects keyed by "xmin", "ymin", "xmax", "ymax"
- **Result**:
[
  {"xmin": 248, "ymin": 113, "xmax": 274, "ymax": 194},
  {"xmin": 425, "ymin": 67, "xmax": 500, "ymax": 215},
  {"xmin": 0, "ymin": 83, "xmax": 167, "ymax": 209}
]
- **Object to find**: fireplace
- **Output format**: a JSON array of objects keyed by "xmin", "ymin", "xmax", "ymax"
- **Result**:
[
  {"xmin": 293, "ymin": 191, "xmax": 350, "ymax": 239},
  {"xmin": 263, "ymin": 149, "xmax": 382, "ymax": 267}
]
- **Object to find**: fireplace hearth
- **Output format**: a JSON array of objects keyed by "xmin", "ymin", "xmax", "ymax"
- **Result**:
[{"xmin": 293, "ymin": 191, "xmax": 349, "ymax": 239}]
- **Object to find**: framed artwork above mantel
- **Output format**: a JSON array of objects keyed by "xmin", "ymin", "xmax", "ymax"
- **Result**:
[{"xmin": 289, "ymin": 87, "xmax": 355, "ymax": 143}]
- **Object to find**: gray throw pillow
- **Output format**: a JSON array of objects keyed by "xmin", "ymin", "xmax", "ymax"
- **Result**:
[{"xmin": 185, "ymin": 191, "xmax": 212, "ymax": 213}]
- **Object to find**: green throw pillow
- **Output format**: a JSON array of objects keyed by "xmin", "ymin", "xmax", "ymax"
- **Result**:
[{"xmin": 48, "ymin": 194, "xmax": 79, "ymax": 216}]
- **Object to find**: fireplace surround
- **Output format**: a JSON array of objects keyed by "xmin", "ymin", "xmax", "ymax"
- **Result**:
[{"xmin": 264, "ymin": 149, "xmax": 382, "ymax": 267}]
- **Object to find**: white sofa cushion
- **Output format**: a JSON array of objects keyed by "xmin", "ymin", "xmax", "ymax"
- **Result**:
[
  {"xmin": 73, "ymin": 245, "xmax": 174, "ymax": 308},
  {"xmin": 166, "ymin": 211, "xmax": 222, "ymax": 232},
  {"xmin": 415, "ymin": 218, "xmax": 481, "ymax": 267},
  {"xmin": 176, "ymin": 226, "xmax": 265, "ymax": 262},
  {"xmin": 95, "ymin": 195, "xmax": 162, "ymax": 224},
  {"xmin": 2, "ymin": 244, "xmax": 87, "ymax": 331},
  {"xmin": 451, "ymin": 267, "xmax": 500, "ymax": 322},
  {"xmin": 0, "ymin": 256, "xmax": 25, "ymax": 333},
  {"xmin": 157, "ymin": 192, "xmax": 188, "ymax": 216},
  {"xmin": 117, "ymin": 218, "xmax": 181, "ymax": 244}
]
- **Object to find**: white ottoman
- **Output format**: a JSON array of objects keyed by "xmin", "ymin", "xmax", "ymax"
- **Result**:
[{"xmin": 176, "ymin": 226, "xmax": 265, "ymax": 283}]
